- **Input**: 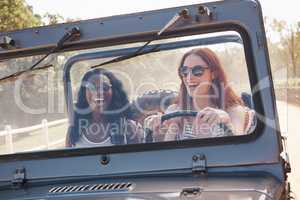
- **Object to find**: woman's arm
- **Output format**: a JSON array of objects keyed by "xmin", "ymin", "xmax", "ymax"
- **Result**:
[
  {"xmin": 227, "ymin": 105, "xmax": 252, "ymax": 135},
  {"xmin": 193, "ymin": 107, "xmax": 242, "ymax": 137},
  {"xmin": 143, "ymin": 104, "xmax": 181, "ymax": 142},
  {"xmin": 144, "ymin": 114, "xmax": 181, "ymax": 142},
  {"xmin": 126, "ymin": 119, "xmax": 144, "ymax": 144}
]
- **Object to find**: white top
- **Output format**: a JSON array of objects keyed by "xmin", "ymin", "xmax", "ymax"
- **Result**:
[
  {"xmin": 74, "ymin": 119, "xmax": 142, "ymax": 147},
  {"xmin": 75, "ymin": 132, "xmax": 112, "ymax": 147}
]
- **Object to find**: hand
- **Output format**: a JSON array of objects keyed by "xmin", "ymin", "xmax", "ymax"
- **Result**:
[
  {"xmin": 144, "ymin": 112, "xmax": 179, "ymax": 141},
  {"xmin": 144, "ymin": 113, "xmax": 165, "ymax": 141},
  {"xmin": 193, "ymin": 107, "xmax": 231, "ymax": 135}
]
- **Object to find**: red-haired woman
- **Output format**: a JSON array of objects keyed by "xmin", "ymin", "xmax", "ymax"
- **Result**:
[{"xmin": 145, "ymin": 48, "xmax": 255, "ymax": 141}]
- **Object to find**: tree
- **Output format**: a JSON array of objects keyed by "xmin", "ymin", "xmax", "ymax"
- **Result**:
[
  {"xmin": 270, "ymin": 19, "xmax": 300, "ymax": 78},
  {"xmin": 43, "ymin": 12, "xmax": 64, "ymax": 25},
  {"xmin": 0, "ymin": 1, "xmax": 80, "ymax": 128},
  {"xmin": 0, "ymin": 0, "xmax": 42, "ymax": 32},
  {"xmin": 264, "ymin": 17, "xmax": 288, "ymax": 73}
]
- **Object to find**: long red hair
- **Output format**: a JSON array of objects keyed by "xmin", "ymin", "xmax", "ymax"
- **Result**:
[{"xmin": 177, "ymin": 48, "xmax": 243, "ymax": 110}]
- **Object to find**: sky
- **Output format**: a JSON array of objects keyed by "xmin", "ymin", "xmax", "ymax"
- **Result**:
[{"xmin": 25, "ymin": 0, "xmax": 300, "ymax": 24}]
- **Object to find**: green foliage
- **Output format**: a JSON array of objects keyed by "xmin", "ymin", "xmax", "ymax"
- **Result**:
[
  {"xmin": 0, "ymin": 0, "xmax": 79, "ymax": 32},
  {"xmin": 0, "ymin": 0, "xmax": 42, "ymax": 32}
]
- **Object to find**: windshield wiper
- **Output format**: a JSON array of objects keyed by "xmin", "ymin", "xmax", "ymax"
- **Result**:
[
  {"xmin": 0, "ymin": 27, "xmax": 80, "ymax": 82},
  {"xmin": 90, "ymin": 9, "xmax": 189, "ymax": 69},
  {"xmin": 90, "ymin": 43, "xmax": 161, "ymax": 69},
  {"xmin": 0, "ymin": 64, "xmax": 54, "ymax": 83}
]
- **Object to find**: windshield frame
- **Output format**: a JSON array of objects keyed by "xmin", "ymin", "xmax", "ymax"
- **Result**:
[
  {"xmin": 0, "ymin": 2, "xmax": 286, "ymax": 189},
  {"xmin": 0, "ymin": 22, "xmax": 266, "ymax": 161}
]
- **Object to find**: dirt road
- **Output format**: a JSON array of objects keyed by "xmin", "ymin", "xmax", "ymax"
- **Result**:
[{"xmin": 277, "ymin": 101, "xmax": 300, "ymax": 198}]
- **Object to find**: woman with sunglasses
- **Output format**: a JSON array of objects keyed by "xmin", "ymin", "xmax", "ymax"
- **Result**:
[
  {"xmin": 145, "ymin": 48, "xmax": 255, "ymax": 141},
  {"xmin": 66, "ymin": 68, "xmax": 143, "ymax": 147}
]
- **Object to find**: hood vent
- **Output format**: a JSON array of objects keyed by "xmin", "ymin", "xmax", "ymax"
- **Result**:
[{"xmin": 49, "ymin": 182, "xmax": 133, "ymax": 194}]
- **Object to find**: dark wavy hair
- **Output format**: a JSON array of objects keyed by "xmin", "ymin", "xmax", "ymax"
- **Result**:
[{"xmin": 66, "ymin": 68, "xmax": 131, "ymax": 146}]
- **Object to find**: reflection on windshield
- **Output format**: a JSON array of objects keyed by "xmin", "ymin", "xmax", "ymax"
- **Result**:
[{"xmin": 0, "ymin": 31, "xmax": 255, "ymax": 155}]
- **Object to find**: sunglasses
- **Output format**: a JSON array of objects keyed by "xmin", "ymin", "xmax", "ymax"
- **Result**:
[
  {"xmin": 179, "ymin": 65, "xmax": 209, "ymax": 77},
  {"xmin": 85, "ymin": 82, "xmax": 112, "ymax": 93}
]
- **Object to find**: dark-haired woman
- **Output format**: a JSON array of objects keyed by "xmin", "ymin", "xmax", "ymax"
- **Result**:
[
  {"xmin": 66, "ymin": 68, "xmax": 142, "ymax": 147},
  {"xmin": 145, "ymin": 48, "xmax": 255, "ymax": 141}
]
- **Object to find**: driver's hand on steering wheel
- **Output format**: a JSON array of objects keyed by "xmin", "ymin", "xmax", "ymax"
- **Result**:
[
  {"xmin": 144, "ymin": 112, "xmax": 179, "ymax": 141},
  {"xmin": 193, "ymin": 107, "xmax": 231, "ymax": 135}
]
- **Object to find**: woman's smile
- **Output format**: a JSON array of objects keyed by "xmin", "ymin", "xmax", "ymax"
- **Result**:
[
  {"xmin": 187, "ymin": 82, "xmax": 199, "ymax": 87},
  {"xmin": 182, "ymin": 54, "xmax": 213, "ymax": 96},
  {"xmin": 91, "ymin": 94, "xmax": 109, "ymax": 111},
  {"xmin": 186, "ymin": 82, "xmax": 199, "ymax": 94},
  {"xmin": 86, "ymin": 75, "xmax": 113, "ymax": 113}
]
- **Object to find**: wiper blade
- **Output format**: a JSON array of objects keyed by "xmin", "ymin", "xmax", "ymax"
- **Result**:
[
  {"xmin": 90, "ymin": 42, "xmax": 160, "ymax": 69},
  {"xmin": 0, "ymin": 64, "xmax": 54, "ymax": 82},
  {"xmin": 91, "ymin": 9, "xmax": 188, "ymax": 69},
  {"xmin": 0, "ymin": 27, "xmax": 80, "ymax": 83}
]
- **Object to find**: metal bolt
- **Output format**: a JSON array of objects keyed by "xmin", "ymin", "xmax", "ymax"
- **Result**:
[
  {"xmin": 192, "ymin": 155, "xmax": 198, "ymax": 161},
  {"xmin": 100, "ymin": 155, "xmax": 110, "ymax": 165},
  {"xmin": 179, "ymin": 8, "xmax": 189, "ymax": 18}
]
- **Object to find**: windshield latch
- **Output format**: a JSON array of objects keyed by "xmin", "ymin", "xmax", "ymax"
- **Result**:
[
  {"xmin": 192, "ymin": 154, "xmax": 207, "ymax": 174},
  {"xmin": 12, "ymin": 167, "xmax": 27, "ymax": 188}
]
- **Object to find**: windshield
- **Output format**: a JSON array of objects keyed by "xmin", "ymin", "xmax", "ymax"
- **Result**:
[{"xmin": 0, "ymin": 31, "xmax": 255, "ymax": 154}]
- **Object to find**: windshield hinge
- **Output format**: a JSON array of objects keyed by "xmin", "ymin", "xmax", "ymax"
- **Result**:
[
  {"xmin": 192, "ymin": 154, "xmax": 207, "ymax": 174},
  {"xmin": 12, "ymin": 167, "xmax": 27, "ymax": 188}
]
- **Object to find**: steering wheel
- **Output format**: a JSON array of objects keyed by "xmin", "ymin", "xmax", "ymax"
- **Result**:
[{"xmin": 144, "ymin": 111, "xmax": 234, "ymax": 143}]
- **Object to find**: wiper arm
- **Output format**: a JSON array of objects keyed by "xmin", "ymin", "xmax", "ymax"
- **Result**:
[
  {"xmin": 0, "ymin": 27, "xmax": 80, "ymax": 83},
  {"xmin": 0, "ymin": 64, "xmax": 53, "ymax": 82},
  {"xmin": 90, "ymin": 42, "xmax": 161, "ymax": 69},
  {"xmin": 91, "ymin": 9, "xmax": 188, "ymax": 69}
]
